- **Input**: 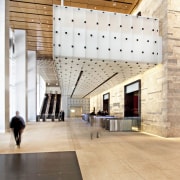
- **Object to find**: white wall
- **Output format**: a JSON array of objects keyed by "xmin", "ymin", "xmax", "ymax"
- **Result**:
[
  {"xmin": 27, "ymin": 51, "xmax": 36, "ymax": 121},
  {"xmin": 37, "ymin": 74, "xmax": 46, "ymax": 114},
  {"xmin": 0, "ymin": 0, "xmax": 9, "ymax": 132},
  {"xmin": 9, "ymin": 29, "xmax": 16, "ymax": 120},
  {"xmin": 14, "ymin": 29, "xmax": 26, "ymax": 121},
  {"xmin": 46, "ymin": 86, "xmax": 61, "ymax": 94}
]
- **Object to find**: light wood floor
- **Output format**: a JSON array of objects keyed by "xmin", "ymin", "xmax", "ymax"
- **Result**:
[{"xmin": 1, "ymin": 118, "xmax": 180, "ymax": 180}]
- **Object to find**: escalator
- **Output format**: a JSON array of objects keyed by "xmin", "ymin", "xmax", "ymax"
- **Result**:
[
  {"xmin": 37, "ymin": 93, "xmax": 61, "ymax": 121},
  {"xmin": 48, "ymin": 94, "xmax": 55, "ymax": 116},
  {"xmin": 40, "ymin": 94, "xmax": 48, "ymax": 118}
]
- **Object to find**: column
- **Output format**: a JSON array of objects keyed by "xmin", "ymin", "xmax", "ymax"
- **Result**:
[
  {"xmin": 0, "ymin": 0, "xmax": 9, "ymax": 132},
  {"xmin": 27, "ymin": 51, "xmax": 37, "ymax": 121},
  {"xmin": 61, "ymin": 95, "xmax": 68, "ymax": 118},
  {"xmin": 37, "ymin": 74, "xmax": 46, "ymax": 115},
  {"xmin": 166, "ymin": 0, "xmax": 180, "ymax": 136},
  {"xmin": 14, "ymin": 29, "xmax": 27, "ymax": 121}
]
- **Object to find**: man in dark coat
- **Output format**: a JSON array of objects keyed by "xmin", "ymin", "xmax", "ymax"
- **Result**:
[{"xmin": 10, "ymin": 111, "xmax": 25, "ymax": 148}]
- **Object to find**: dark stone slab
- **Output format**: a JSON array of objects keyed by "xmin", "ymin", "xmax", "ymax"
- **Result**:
[{"xmin": 0, "ymin": 151, "xmax": 82, "ymax": 180}]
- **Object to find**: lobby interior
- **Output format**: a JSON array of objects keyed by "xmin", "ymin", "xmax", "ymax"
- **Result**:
[
  {"xmin": 1, "ymin": 0, "xmax": 180, "ymax": 179},
  {"xmin": 1, "ymin": 119, "xmax": 180, "ymax": 180}
]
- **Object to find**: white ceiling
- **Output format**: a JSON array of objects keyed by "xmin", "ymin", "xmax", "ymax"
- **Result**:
[
  {"xmin": 54, "ymin": 57, "xmax": 156, "ymax": 98},
  {"xmin": 37, "ymin": 60, "xmax": 59, "ymax": 86}
]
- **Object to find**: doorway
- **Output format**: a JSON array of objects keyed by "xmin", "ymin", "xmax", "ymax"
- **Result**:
[
  {"xmin": 125, "ymin": 91, "xmax": 139, "ymax": 117},
  {"xmin": 124, "ymin": 80, "xmax": 141, "ymax": 117},
  {"xmin": 103, "ymin": 93, "xmax": 110, "ymax": 114}
]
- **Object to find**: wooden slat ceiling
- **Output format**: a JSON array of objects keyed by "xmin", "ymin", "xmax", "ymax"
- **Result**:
[{"xmin": 9, "ymin": 0, "xmax": 141, "ymax": 60}]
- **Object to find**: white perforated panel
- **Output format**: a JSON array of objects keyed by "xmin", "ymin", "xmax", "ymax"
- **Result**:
[{"xmin": 53, "ymin": 5, "xmax": 162, "ymax": 63}]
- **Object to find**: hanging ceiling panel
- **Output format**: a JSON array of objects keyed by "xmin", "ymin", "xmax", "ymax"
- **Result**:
[{"xmin": 10, "ymin": 0, "xmax": 161, "ymax": 98}]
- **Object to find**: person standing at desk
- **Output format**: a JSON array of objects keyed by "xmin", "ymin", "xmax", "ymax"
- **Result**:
[{"xmin": 61, "ymin": 110, "xmax": 65, "ymax": 121}]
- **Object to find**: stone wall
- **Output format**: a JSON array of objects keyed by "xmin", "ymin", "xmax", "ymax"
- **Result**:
[
  {"xmin": 133, "ymin": 0, "xmax": 171, "ymax": 136},
  {"xmin": 91, "ymin": 0, "xmax": 180, "ymax": 137},
  {"xmin": 68, "ymin": 97, "xmax": 90, "ymax": 116},
  {"xmin": 134, "ymin": 0, "xmax": 180, "ymax": 137},
  {"xmin": 166, "ymin": 0, "xmax": 180, "ymax": 136},
  {"xmin": 141, "ymin": 65, "xmax": 168, "ymax": 136},
  {"xmin": 90, "ymin": 65, "xmax": 166, "ymax": 136}
]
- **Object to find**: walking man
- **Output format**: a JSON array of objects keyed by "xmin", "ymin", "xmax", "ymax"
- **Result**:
[{"xmin": 10, "ymin": 111, "xmax": 25, "ymax": 148}]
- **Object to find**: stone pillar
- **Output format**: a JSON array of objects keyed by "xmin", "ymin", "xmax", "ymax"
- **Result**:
[
  {"xmin": 0, "ymin": 0, "xmax": 9, "ymax": 132},
  {"xmin": 132, "ymin": 0, "xmax": 180, "ymax": 137},
  {"xmin": 166, "ymin": 0, "xmax": 180, "ymax": 136},
  {"xmin": 61, "ymin": 0, "xmax": 64, "ymax": 6},
  {"xmin": 27, "ymin": 51, "xmax": 37, "ymax": 121}
]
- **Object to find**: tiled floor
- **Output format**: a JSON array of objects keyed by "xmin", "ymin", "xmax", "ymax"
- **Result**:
[{"xmin": 1, "ymin": 118, "xmax": 180, "ymax": 180}]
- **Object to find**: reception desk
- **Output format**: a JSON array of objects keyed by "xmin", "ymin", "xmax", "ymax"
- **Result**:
[
  {"xmin": 83, "ymin": 114, "xmax": 140, "ymax": 132},
  {"xmin": 108, "ymin": 117, "xmax": 141, "ymax": 131},
  {"xmin": 109, "ymin": 119, "xmax": 132, "ymax": 131}
]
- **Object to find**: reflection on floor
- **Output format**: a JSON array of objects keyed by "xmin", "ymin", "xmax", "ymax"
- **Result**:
[
  {"xmin": 0, "ymin": 151, "xmax": 82, "ymax": 180},
  {"xmin": 1, "ymin": 118, "xmax": 180, "ymax": 180}
]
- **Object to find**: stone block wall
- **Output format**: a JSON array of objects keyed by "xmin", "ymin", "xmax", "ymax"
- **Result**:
[
  {"xmin": 141, "ymin": 65, "xmax": 169, "ymax": 136},
  {"xmin": 90, "ymin": 65, "xmax": 166, "ymax": 136},
  {"xmin": 166, "ymin": 0, "xmax": 180, "ymax": 136},
  {"xmin": 135, "ymin": 0, "xmax": 180, "ymax": 137},
  {"xmin": 90, "ymin": 0, "xmax": 180, "ymax": 137}
]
